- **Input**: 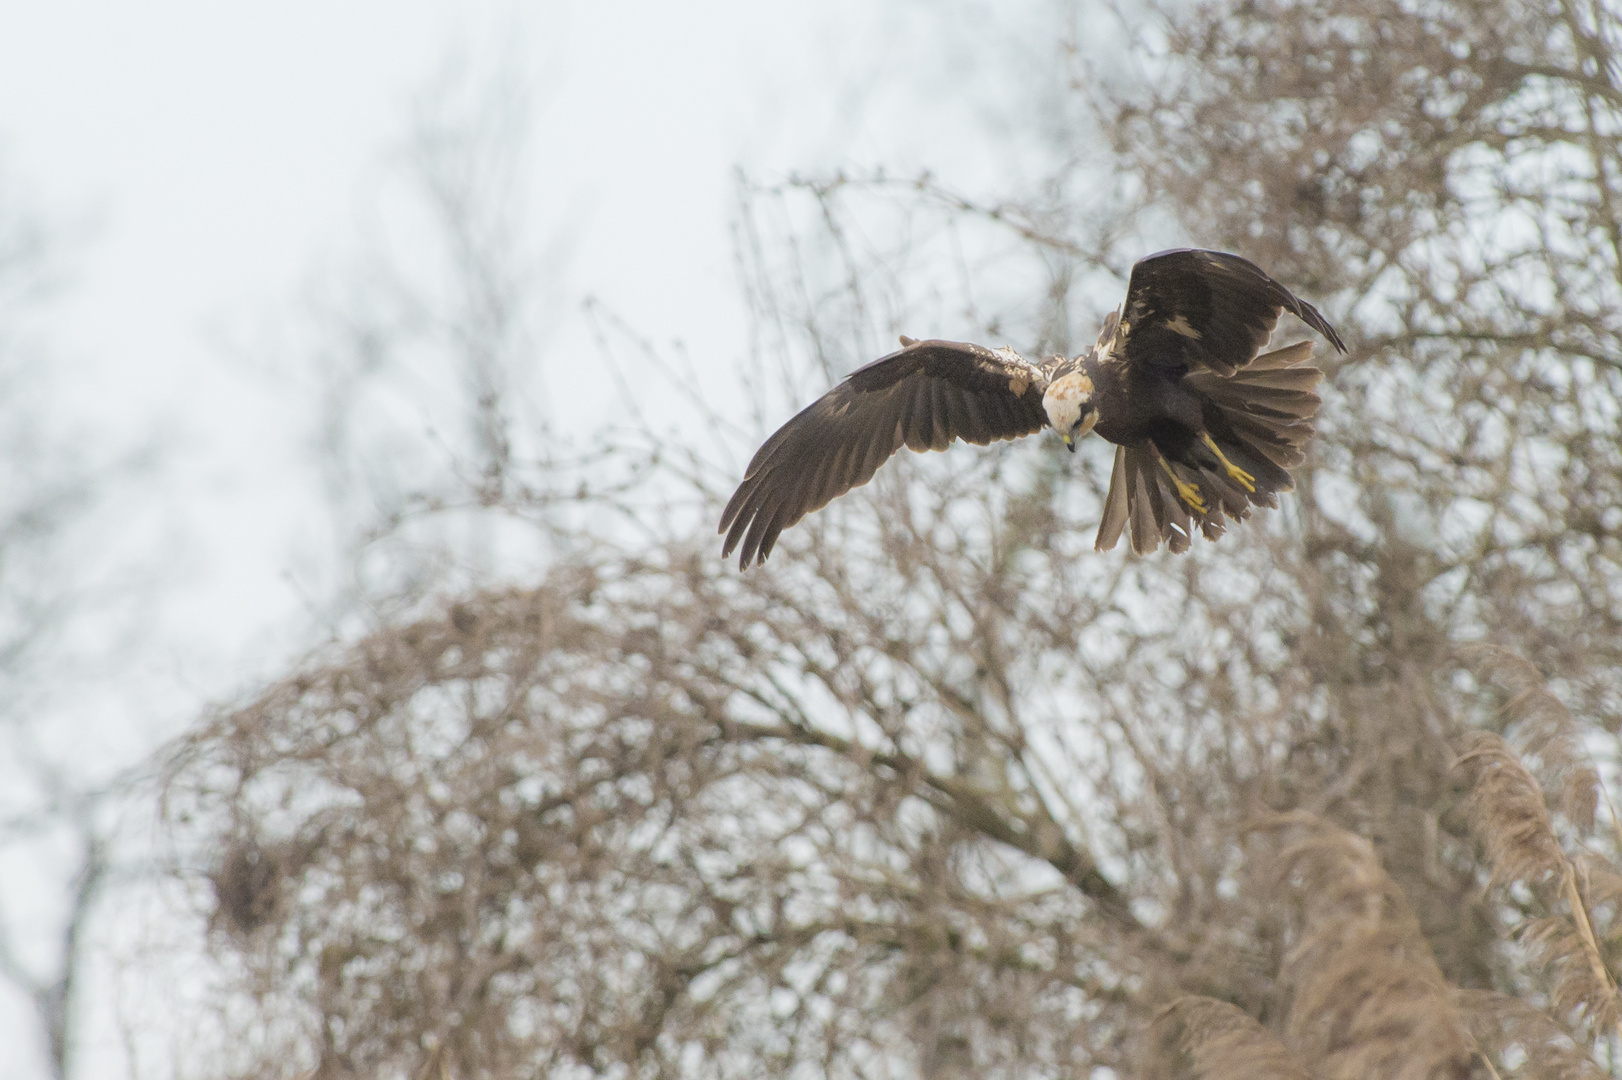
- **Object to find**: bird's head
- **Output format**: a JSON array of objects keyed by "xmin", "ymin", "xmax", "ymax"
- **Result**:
[{"xmin": 1044, "ymin": 372, "xmax": 1097, "ymax": 453}]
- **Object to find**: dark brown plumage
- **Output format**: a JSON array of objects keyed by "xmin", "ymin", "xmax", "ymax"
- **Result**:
[
  {"xmin": 720, "ymin": 248, "xmax": 1346, "ymax": 567},
  {"xmin": 720, "ymin": 341, "xmax": 1048, "ymax": 566}
]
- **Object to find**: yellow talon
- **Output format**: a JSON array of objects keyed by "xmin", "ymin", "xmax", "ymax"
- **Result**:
[
  {"xmin": 1174, "ymin": 476, "xmax": 1208, "ymax": 515},
  {"xmin": 1157, "ymin": 455, "xmax": 1208, "ymax": 515},
  {"xmin": 1201, "ymin": 433, "xmax": 1256, "ymax": 493}
]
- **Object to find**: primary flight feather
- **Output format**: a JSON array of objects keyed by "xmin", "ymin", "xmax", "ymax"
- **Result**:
[{"xmin": 720, "ymin": 248, "xmax": 1346, "ymax": 567}]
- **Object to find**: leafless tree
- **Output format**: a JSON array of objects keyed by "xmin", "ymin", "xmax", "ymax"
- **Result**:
[
  {"xmin": 274, "ymin": 58, "xmax": 585, "ymax": 623},
  {"xmin": 169, "ymin": 0, "xmax": 1622, "ymax": 1076},
  {"xmin": 0, "ymin": 172, "xmax": 153, "ymax": 1080}
]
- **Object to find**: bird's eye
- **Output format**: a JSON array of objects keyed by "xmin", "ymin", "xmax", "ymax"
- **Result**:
[{"xmin": 1072, "ymin": 404, "xmax": 1099, "ymax": 438}]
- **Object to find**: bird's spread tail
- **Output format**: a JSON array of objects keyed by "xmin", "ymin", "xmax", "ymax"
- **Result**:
[
  {"xmin": 1095, "ymin": 340, "xmax": 1323, "ymax": 554},
  {"xmin": 1096, "ymin": 445, "xmax": 1223, "ymax": 555},
  {"xmin": 1187, "ymin": 338, "xmax": 1322, "ymax": 480}
]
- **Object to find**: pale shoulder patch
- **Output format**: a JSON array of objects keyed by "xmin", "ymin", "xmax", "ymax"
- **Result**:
[
  {"xmin": 1163, "ymin": 313, "xmax": 1202, "ymax": 339},
  {"xmin": 991, "ymin": 344, "xmax": 1039, "ymax": 394}
]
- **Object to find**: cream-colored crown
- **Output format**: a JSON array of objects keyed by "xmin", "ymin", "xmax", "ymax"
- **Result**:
[{"xmin": 1043, "ymin": 372, "xmax": 1094, "ymax": 431}]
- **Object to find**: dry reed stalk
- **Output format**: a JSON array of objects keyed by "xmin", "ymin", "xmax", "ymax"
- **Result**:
[{"xmin": 1455, "ymin": 734, "xmax": 1622, "ymax": 1044}]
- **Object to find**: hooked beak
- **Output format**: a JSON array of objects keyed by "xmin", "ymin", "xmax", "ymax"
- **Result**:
[{"xmin": 1062, "ymin": 409, "xmax": 1096, "ymax": 453}]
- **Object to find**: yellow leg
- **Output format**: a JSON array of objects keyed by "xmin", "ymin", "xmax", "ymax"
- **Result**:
[
  {"xmin": 1200, "ymin": 433, "xmax": 1256, "ymax": 493},
  {"xmin": 1156, "ymin": 453, "xmax": 1208, "ymax": 515}
]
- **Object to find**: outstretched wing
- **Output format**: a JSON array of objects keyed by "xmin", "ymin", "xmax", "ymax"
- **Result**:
[
  {"xmin": 720, "ymin": 338, "xmax": 1048, "ymax": 568},
  {"xmin": 1110, "ymin": 249, "xmax": 1347, "ymax": 377}
]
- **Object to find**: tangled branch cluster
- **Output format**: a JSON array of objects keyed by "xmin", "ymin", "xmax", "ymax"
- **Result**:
[{"xmin": 168, "ymin": 0, "xmax": 1622, "ymax": 1076}]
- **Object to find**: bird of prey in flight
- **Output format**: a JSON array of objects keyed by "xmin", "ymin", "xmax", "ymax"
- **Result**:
[{"xmin": 720, "ymin": 248, "xmax": 1346, "ymax": 567}]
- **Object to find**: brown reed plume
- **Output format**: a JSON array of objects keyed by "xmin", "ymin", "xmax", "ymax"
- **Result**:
[
  {"xmin": 1143, "ymin": 997, "xmax": 1312, "ymax": 1080},
  {"xmin": 1455, "ymin": 651, "xmax": 1622, "ymax": 1046},
  {"xmin": 1262, "ymin": 812, "xmax": 1475, "ymax": 1080}
]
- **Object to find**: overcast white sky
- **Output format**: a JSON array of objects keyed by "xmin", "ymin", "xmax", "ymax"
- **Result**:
[
  {"xmin": 0, "ymin": 2, "xmax": 1031, "ymax": 1074},
  {"xmin": 0, "ymin": 0, "xmax": 989, "ymax": 683}
]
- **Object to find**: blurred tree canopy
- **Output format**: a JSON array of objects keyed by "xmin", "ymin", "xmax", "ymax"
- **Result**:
[
  {"xmin": 168, "ymin": 0, "xmax": 1622, "ymax": 1076},
  {"xmin": 0, "ymin": 172, "xmax": 158, "ymax": 1080}
]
